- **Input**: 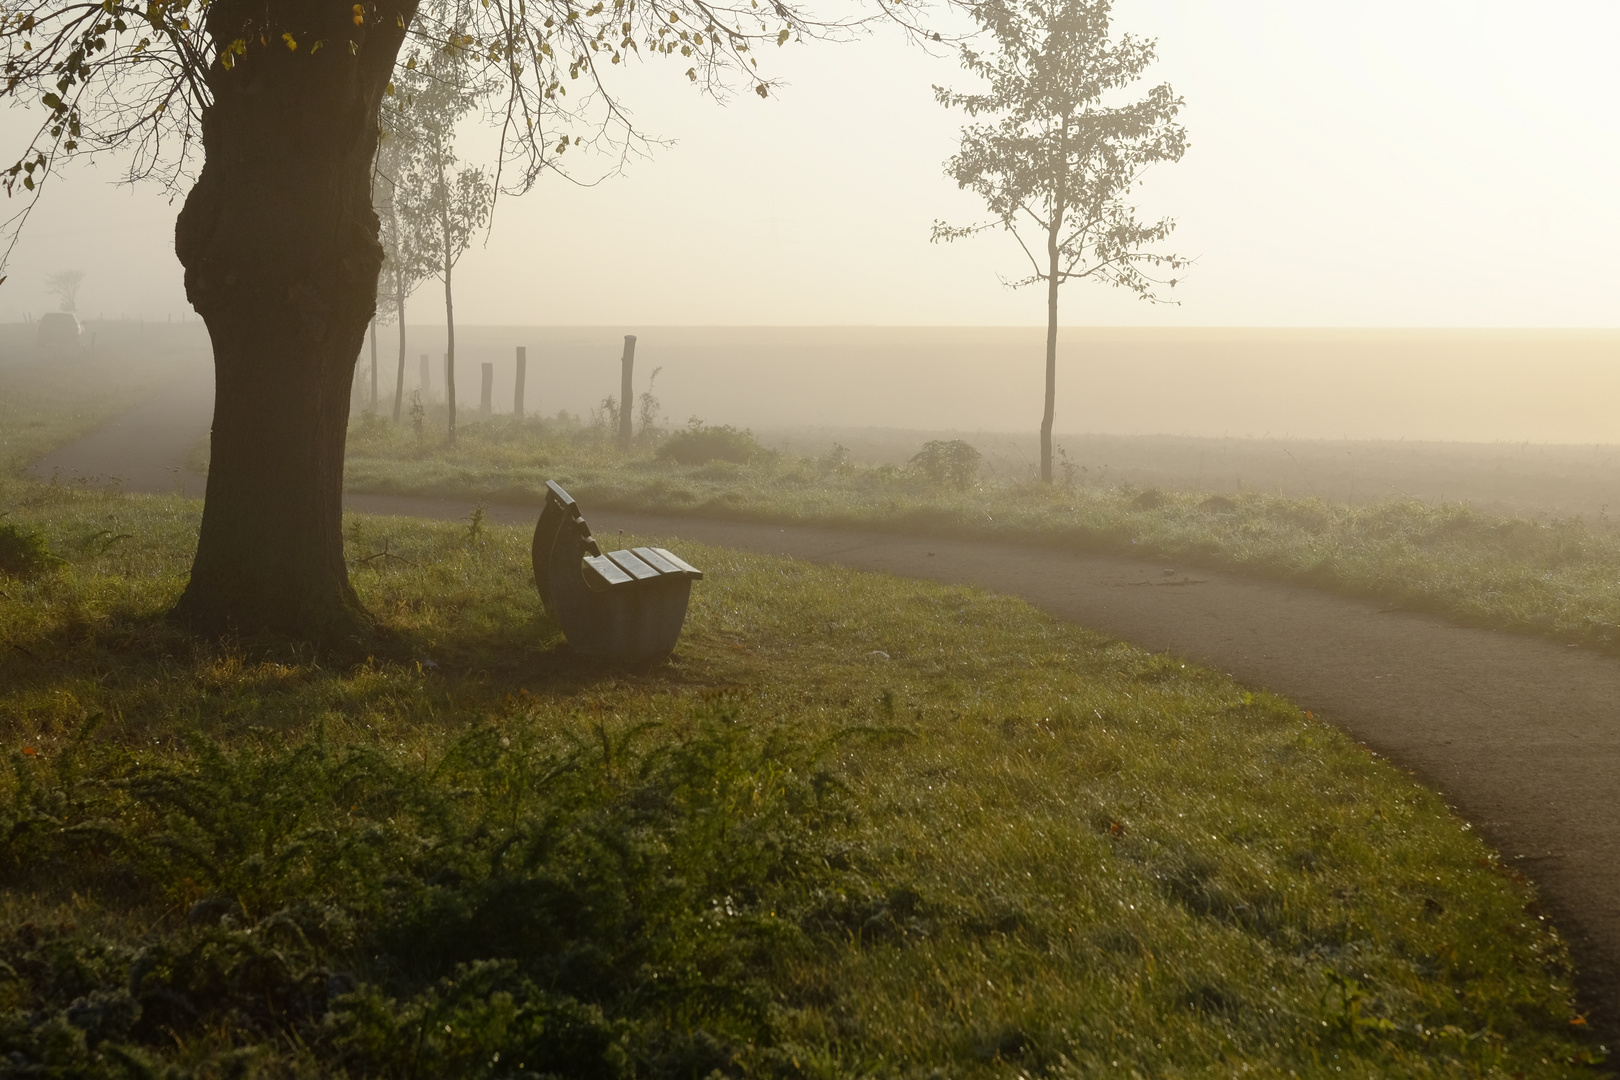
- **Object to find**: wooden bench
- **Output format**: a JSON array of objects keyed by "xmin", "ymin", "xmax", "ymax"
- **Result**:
[{"xmin": 531, "ymin": 480, "xmax": 702, "ymax": 663}]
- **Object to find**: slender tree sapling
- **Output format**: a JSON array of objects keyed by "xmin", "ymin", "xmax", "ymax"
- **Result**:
[{"xmin": 932, "ymin": 0, "xmax": 1188, "ymax": 482}]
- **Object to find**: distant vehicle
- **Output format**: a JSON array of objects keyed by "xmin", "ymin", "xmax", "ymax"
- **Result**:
[{"xmin": 36, "ymin": 312, "xmax": 83, "ymax": 358}]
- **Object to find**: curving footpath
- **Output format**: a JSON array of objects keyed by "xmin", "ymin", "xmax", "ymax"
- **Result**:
[{"xmin": 25, "ymin": 371, "xmax": 1620, "ymax": 1040}]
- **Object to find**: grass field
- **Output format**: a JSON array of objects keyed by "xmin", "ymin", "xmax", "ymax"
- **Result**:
[
  {"xmin": 1, "ymin": 355, "xmax": 1610, "ymax": 1074},
  {"xmin": 0, "ymin": 351, "xmax": 191, "ymax": 475},
  {"xmin": 342, "ymin": 413, "xmax": 1620, "ymax": 656},
  {"xmin": 0, "ymin": 475, "xmax": 1604, "ymax": 1077},
  {"xmin": 755, "ymin": 427, "xmax": 1620, "ymax": 519}
]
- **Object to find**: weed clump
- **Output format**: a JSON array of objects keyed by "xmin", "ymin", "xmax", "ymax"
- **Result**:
[
  {"xmin": 658, "ymin": 422, "xmax": 769, "ymax": 466},
  {"xmin": 0, "ymin": 518, "xmax": 62, "ymax": 579},
  {"xmin": 909, "ymin": 439, "xmax": 981, "ymax": 488}
]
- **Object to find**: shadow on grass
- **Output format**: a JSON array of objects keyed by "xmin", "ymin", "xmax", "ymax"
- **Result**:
[{"xmin": 0, "ymin": 590, "xmax": 723, "ymax": 746}]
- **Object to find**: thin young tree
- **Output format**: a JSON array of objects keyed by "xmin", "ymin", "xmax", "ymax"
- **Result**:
[
  {"xmin": 0, "ymin": 0, "xmax": 891, "ymax": 638},
  {"xmin": 932, "ymin": 0, "xmax": 1187, "ymax": 483},
  {"xmin": 373, "ymin": 123, "xmax": 430, "ymax": 423},
  {"xmin": 393, "ymin": 33, "xmax": 491, "ymax": 448}
]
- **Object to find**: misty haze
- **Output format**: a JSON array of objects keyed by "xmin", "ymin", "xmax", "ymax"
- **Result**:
[{"xmin": 2, "ymin": 1, "xmax": 1618, "ymax": 1075}]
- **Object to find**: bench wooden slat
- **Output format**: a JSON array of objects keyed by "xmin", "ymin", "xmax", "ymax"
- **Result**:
[
  {"xmin": 631, "ymin": 546, "xmax": 683, "ymax": 575},
  {"xmin": 606, "ymin": 549, "xmax": 661, "ymax": 581},
  {"xmin": 582, "ymin": 554, "xmax": 635, "ymax": 590},
  {"xmin": 651, "ymin": 547, "xmax": 703, "ymax": 580}
]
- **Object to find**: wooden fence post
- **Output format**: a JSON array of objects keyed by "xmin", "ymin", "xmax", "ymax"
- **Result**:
[
  {"xmin": 619, "ymin": 334, "xmax": 637, "ymax": 451},
  {"xmin": 480, "ymin": 362, "xmax": 493, "ymax": 416},
  {"xmin": 514, "ymin": 346, "xmax": 527, "ymax": 419}
]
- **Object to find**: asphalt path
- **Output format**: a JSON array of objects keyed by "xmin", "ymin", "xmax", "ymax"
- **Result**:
[{"xmin": 25, "ymin": 370, "xmax": 1620, "ymax": 1038}]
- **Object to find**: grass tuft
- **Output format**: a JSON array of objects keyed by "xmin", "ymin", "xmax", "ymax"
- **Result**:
[{"xmin": 0, "ymin": 518, "xmax": 63, "ymax": 579}]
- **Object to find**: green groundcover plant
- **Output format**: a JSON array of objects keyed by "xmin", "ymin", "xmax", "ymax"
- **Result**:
[{"xmin": 3, "ymin": 701, "xmax": 873, "ymax": 1078}]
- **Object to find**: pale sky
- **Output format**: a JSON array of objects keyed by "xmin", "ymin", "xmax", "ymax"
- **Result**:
[{"xmin": 1, "ymin": 0, "xmax": 1616, "ymax": 327}]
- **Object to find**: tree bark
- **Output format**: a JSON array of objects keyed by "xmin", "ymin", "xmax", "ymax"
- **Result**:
[
  {"xmin": 368, "ymin": 318, "xmax": 378, "ymax": 412},
  {"xmin": 171, "ymin": 0, "xmax": 414, "ymax": 639},
  {"xmin": 392, "ymin": 275, "xmax": 407, "ymax": 422},
  {"xmin": 619, "ymin": 334, "xmax": 637, "ymax": 451},
  {"xmin": 514, "ymin": 345, "xmax": 526, "ymax": 418},
  {"xmin": 443, "ymin": 237, "xmax": 457, "ymax": 448},
  {"xmin": 1039, "ymin": 116, "xmax": 1070, "ymax": 485},
  {"xmin": 1041, "ymin": 261, "xmax": 1058, "ymax": 484},
  {"xmin": 438, "ymin": 166, "xmax": 458, "ymax": 448}
]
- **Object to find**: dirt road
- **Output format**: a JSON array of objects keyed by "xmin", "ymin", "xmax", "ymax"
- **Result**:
[{"xmin": 28, "ymin": 372, "xmax": 1620, "ymax": 1038}]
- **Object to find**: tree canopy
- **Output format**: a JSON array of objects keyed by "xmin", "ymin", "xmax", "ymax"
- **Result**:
[
  {"xmin": 44, "ymin": 267, "xmax": 83, "ymax": 311},
  {"xmin": 0, "ymin": 0, "xmax": 915, "ymax": 258}
]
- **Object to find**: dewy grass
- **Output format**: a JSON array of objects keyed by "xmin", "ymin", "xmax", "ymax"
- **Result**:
[
  {"xmin": 0, "ymin": 480, "xmax": 1603, "ymax": 1077},
  {"xmin": 344, "ymin": 413, "xmax": 1620, "ymax": 654}
]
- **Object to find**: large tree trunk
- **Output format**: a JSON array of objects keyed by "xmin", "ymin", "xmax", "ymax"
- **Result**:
[{"xmin": 172, "ymin": 0, "xmax": 414, "ymax": 639}]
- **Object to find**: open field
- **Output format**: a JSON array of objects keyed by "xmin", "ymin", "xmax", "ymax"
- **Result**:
[
  {"xmin": 758, "ymin": 428, "xmax": 1620, "ymax": 520},
  {"xmin": 340, "ymin": 323, "xmax": 1620, "ymax": 517},
  {"xmin": 18, "ymin": 323, "xmax": 1620, "ymax": 514},
  {"xmin": 352, "ymin": 325, "xmax": 1620, "ymax": 446},
  {"xmin": 0, "ymin": 479, "xmax": 1603, "ymax": 1077},
  {"xmin": 0, "ymin": 323, "xmax": 204, "ymax": 475}
]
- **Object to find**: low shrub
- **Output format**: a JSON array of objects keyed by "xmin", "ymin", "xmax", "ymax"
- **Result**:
[
  {"xmin": 909, "ymin": 439, "xmax": 981, "ymax": 488},
  {"xmin": 0, "ymin": 519, "xmax": 62, "ymax": 579},
  {"xmin": 658, "ymin": 422, "xmax": 768, "ymax": 466}
]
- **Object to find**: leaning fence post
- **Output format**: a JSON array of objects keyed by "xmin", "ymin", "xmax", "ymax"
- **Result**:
[
  {"xmin": 618, "ymin": 334, "xmax": 636, "ymax": 451},
  {"xmin": 514, "ymin": 345, "xmax": 527, "ymax": 419},
  {"xmin": 480, "ymin": 362, "xmax": 493, "ymax": 416}
]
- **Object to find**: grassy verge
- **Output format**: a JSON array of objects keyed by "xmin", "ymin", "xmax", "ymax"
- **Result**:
[
  {"xmin": 341, "ymin": 413, "xmax": 1620, "ymax": 654},
  {"xmin": 0, "ymin": 479, "xmax": 1602, "ymax": 1077}
]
